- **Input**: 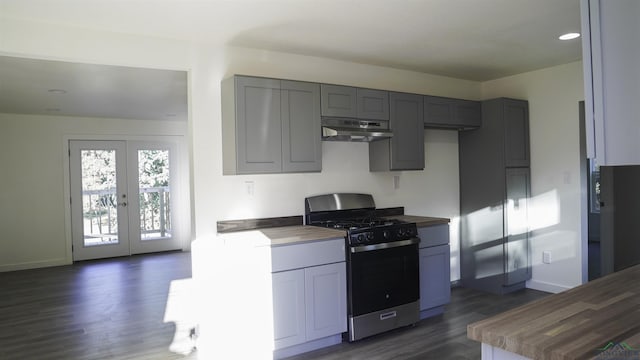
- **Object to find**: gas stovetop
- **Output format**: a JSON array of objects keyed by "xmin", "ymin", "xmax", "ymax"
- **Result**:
[
  {"xmin": 310, "ymin": 217, "xmax": 417, "ymax": 247},
  {"xmin": 304, "ymin": 193, "xmax": 419, "ymax": 247},
  {"xmin": 313, "ymin": 217, "xmax": 403, "ymax": 230}
]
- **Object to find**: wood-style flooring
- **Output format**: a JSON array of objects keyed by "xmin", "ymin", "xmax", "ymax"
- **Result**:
[{"xmin": 0, "ymin": 252, "xmax": 549, "ymax": 360}]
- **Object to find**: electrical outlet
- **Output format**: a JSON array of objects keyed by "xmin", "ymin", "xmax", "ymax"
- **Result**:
[{"xmin": 542, "ymin": 251, "xmax": 551, "ymax": 264}]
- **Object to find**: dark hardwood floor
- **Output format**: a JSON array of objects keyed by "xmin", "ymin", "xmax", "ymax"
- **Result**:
[
  {"xmin": 0, "ymin": 251, "xmax": 196, "ymax": 360},
  {"xmin": 285, "ymin": 286, "xmax": 549, "ymax": 360},
  {"xmin": 0, "ymin": 252, "xmax": 549, "ymax": 360}
]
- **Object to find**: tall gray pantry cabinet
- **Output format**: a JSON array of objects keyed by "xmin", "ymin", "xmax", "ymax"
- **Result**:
[
  {"xmin": 222, "ymin": 75, "xmax": 322, "ymax": 174},
  {"xmin": 459, "ymin": 98, "xmax": 531, "ymax": 294}
]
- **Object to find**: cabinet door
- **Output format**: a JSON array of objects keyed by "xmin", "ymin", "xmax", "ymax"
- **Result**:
[
  {"xmin": 389, "ymin": 92, "xmax": 424, "ymax": 170},
  {"xmin": 504, "ymin": 168, "xmax": 531, "ymax": 286},
  {"xmin": 272, "ymin": 269, "xmax": 306, "ymax": 349},
  {"xmin": 454, "ymin": 99, "xmax": 481, "ymax": 129},
  {"xmin": 357, "ymin": 88, "xmax": 389, "ymax": 120},
  {"xmin": 582, "ymin": 0, "xmax": 640, "ymax": 165},
  {"xmin": 503, "ymin": 99, "xmax": 530, "ymax": 167},
  {"xmin": 419, "ymin": 244, "xmax": 451, "ymax": 310},
  {"xmin": 235, "ymin": 76, "xmax": 282, "ymax": 173},
  {"xmin": 281, "ymin": 80, "xmax": 322, "ymax": 173},
  {"xmin": 424, "ymin": 95, "xmax": 454, "ymax": 126},
  {"xmin": 425, "ymin": 96, "xmax": 480, "ymax": 129},
  {"xmin": 304, "ymin": 262, "xmax": 347, "ymax": 342},
  {"xmin": 320, "ymin": 84, "xmax": 357, "ymax": 118}
]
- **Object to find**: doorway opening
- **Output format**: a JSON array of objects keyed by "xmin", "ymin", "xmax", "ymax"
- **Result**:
[{"xmin": 69, "ymin": 140, "xmax": 182, "ymax": 261}]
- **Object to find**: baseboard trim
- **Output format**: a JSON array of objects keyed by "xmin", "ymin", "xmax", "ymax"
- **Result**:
[
  {"xmin": 526, "ymin": 279, "xmax": 572, "ymax": 294},
  {"xmin": 0, "ymin": 258, "xmax": 70, "ymax": 272},
  {"xmin": 273, "ymin": 334, "xmax": 342, "ymax": 359}
]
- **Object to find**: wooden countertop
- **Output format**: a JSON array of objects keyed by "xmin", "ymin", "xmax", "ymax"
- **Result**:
[
  {"xmin": 260, "ymin": 225, "xmax": 346, "ymax": 246},
  {"xmin": 385, "ymin": 215, "xmax": 450, "ymax": 227},
  {"xmin": 215, "ymin": 226, "xmax": 345, "ymax": 247},
  {"xmin": 217, "ymin": 214, "xmax": 448, "ymax": 247},
  {"xmin": 467, "ymin": 264, "xmax": 640, "ymax": 359}
]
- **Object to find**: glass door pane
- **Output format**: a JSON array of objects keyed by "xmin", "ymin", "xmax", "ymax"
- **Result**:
[
  {"xmin": 128, "ymin": 141, "xmax": 181, "ymax": 255},
  {"xmin": 138, "ymin": 149, "xmax": 171, "ymax": 241},
  {"xmin": 70, "ymin": 140, "xmax": 130, "ymax": 261},
  {"xmin": 81, "ymin": 149, "xmax": 120, "ymax": 246}
]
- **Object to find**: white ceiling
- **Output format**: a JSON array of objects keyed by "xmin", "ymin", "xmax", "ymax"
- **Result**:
[{"xmin": 0, "ymin": 0, "xmax": 582, "ymax": 121}]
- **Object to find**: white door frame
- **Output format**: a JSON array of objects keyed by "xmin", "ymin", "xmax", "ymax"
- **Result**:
[{"xmin": 63, "ymin": 135, "xmax": 189, "ymax": 262}]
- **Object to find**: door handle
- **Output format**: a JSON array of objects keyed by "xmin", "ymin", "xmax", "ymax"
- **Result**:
[{"xmin": 118, "ymin": 202, "xmax": 128, "ymax": 207}]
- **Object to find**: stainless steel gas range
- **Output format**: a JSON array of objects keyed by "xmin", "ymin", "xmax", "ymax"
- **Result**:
[{"xmin": 305, "ymin": 193, "xmax": 420, "ymax": 342}]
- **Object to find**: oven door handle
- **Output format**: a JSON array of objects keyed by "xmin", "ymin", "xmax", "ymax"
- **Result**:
[{"xmin": 350, "ymin": 237, "xmax": 420, "ymax": 253}]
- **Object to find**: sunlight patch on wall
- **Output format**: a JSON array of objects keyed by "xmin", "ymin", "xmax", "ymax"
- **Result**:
[{"xmin": 528, "ymin": 189, "xmax": 560, "ymax": 232}]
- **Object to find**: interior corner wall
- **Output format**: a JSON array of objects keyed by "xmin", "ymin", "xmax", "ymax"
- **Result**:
[{"xmin": 480, "ymin": 61, "xmax": 585, "ymax": 292}]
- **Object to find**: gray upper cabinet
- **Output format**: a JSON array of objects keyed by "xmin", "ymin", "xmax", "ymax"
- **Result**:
[
  {"xmin": 320, "ymin": 84, "xmax": 357, "ymax": 118},
  {"xmin": 281, "ymin": 80, "xmax": 322, "ymax": 173},
  {"xmin": 502, "ymin": 99, "xmax": 530, "ymax": 167},
  {"xmin": 222, "ymin": 75, "xmax": 321, "ymax": 175},
  {"xmin": 321, "ymin": 84, "xmax": 389, "ymax": 120},
  {"xmin": 369, "ymin": 92, "xmax": 424, "ymax": 171},
  {"xmin": 424, "ymin": 95, "xmax": 480, "ymax": 130},
  {"xmin": 356, "ymin": 88, "xmax": 389, "ymax": 120},
  {"xmin": 581, "ymin": 0, "xmax": 640, "ymax": 165}
]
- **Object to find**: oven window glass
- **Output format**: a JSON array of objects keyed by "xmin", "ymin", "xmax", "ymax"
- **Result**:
[{"xmin": 348, "ymin": 244, "xmax": 419, "ymax": 316}]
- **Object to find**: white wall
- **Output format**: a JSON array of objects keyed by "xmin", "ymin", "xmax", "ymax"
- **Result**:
[
  {"xmin": 0, "ymin": 113, "xmax": 188, "ymax": 271},
  {"xmin": 481, "ymin": 61, "xmax": 586, "ymax": 292},
  {"xmin": 0, "ymin": 18, "xmax": 480, "ymax": 280}
]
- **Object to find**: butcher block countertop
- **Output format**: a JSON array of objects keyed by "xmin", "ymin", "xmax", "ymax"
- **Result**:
[
  {"xmin": 467, "ymin": 264, "xmax": 640, "ymax": 359},
  {"xmin": 260, "ymin": 226, "xmax": 345, "ymax": 246},
  {"xmin": 216, "ymin": 214, "xmax": 449, "ymax": 247}
]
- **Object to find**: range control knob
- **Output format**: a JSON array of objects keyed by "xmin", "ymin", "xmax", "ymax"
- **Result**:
[
  {"xmin": 383, "ymin": 230, "xmax": 389, "ymax": 239},
  {"xmin": 367, "ymin": 232, "xmax": 374, "ymax": 241},
  {"xmin": 356, "ymin": 234, "xmax": 365, "ymax": 244}
]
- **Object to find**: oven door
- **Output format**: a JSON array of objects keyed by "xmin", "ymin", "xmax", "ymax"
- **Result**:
[{"xmin": 348, "ymin": 239, "xmax": 420, "ymax": 317}]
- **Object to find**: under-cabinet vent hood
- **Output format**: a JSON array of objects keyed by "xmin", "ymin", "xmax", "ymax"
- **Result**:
[{"xmin": 321, "ymin": 117, "xmax": 393, "ymax": 142}]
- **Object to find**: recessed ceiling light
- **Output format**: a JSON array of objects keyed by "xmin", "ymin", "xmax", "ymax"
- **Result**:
[
  {"xmin": 559, "ymin": 33, "xmax": 580, "ymax": 40},
  {"xmin": 47, "ymin": 89, "xmax": 67, "ymax": 94}
]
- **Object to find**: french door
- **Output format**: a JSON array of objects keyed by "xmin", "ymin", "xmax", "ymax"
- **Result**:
[{"xmin": 69, "ymin": 140, "xmax": 181, "ymax": 261}]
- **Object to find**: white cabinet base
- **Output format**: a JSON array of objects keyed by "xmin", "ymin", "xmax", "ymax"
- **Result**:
[{"xmin": 481, "ymin": 343, "xmax": 532, "ymax": 360}]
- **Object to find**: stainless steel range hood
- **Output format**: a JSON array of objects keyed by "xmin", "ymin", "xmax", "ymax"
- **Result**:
[{"xmin": 321, "ymin": 117, "xmax": 393, "ymax": 142}]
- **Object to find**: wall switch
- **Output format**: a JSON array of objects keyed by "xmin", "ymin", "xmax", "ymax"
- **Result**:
[
  {"xmin": 542, "ymin": 251, "xmax": 551, "ymax": 264},
  {"xmin": 245, "ymin": 181, "xmax": 254, "ymax": 196},
  {"xmin": 393, "ymin": 175, "xmax": 400, "ymax": 189}
]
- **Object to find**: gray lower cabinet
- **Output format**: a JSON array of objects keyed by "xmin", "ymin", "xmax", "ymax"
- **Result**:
[
  {"xmin": 459, "ymin": 97, "xmax": 531, "ymax": 294},
  {"xmin": 369, "ymin": 92, "xmax": 424, "ymax": 171},
  {"xmin": 424, "ymin": 95, "xmax": 481, "ymax": 130},
  {"xmin": 320, "ymin": 84, "xmax": 389, "ymax": 120},
  {"xmin": 272, "ymin": 268, "xmax": 306, "ymax": 349},
  {"xmin": 272, "ymin": 262, "xmax": 347, "ymax": 353},
  {"xmin": 270, "ymin": 238, "xmax": 347, "ymax": 358},
  {"xmin": 222, "ymin": 75, "xmax": 321, "ymax": 174},
  {"xmin": 417, "ymin": 224, "xmax": 451, "ymax": 317}
]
